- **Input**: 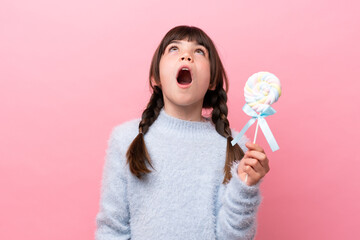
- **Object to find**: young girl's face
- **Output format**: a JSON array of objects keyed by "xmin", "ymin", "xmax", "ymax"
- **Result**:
[{"xmin": 157, "ymin": 39, "xmax": 211, "ymax": 113}]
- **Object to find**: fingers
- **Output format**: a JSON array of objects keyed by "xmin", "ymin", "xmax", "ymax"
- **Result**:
[
  {"xmin": 242, "ymin": 164, "xmax": 261, "ymax": 186},
  {"xmin": 245, "ymin": 142, "xmax": 269, "ymax": 172},
  {"xmin": 244, "ymin": 150, "xmax": 270, "ymax": 172},
  {"xmin": 237, "ymin": 157, "xmax": 267, "ymax": 186},
  {"xmin": 242, "ymin": 157, "xmax": 267, "ymax": 177},
  {"xmin": 237, "ymin": 142, "xmax": 271, "ymax": 186},
  {"xmin": 245, "ymin": 142, "xmax": 265, "ymax": 153}
]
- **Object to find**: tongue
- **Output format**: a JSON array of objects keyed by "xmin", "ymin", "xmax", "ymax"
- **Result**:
[{"xmin": 177, "ymin": 70, "xmax": 192, "ymax": 84}]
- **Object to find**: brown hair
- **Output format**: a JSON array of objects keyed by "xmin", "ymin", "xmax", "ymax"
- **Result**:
[{"xmin": 126, "ymin": 25, "xmax": 244, "ymax": 184}]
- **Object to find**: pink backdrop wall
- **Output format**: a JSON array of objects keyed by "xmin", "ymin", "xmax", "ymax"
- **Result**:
[{"xmin": 1, "ymin": 0, "xmax": 359, "ymax": 239}]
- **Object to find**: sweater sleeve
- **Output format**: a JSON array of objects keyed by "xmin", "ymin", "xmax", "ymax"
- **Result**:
[
  {"xmin": 95, "ymin": 127, "xmax": 131, "ymax": 240},
  {"xmin": 215, "ymin": 135, "xmax": 262, "ymax": 240}
]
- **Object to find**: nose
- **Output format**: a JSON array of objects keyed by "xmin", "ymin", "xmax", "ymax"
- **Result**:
[
  {"xmin": 180, "ymin": 52, "xmax": 193, "ymax": 62},
  {"xmin": 181, "ymin": 56, "xmax": 192, "ymax": 61}
]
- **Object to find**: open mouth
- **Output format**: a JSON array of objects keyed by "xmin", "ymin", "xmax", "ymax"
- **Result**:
[{"xmin": 177, "ymin": 67, "xmax": 192, "ymax": 85}]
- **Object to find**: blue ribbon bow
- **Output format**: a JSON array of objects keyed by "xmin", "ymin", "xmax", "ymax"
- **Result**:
[{"xmin": 231, "ymin": 104, "xmax": 280, "ymax": 152}]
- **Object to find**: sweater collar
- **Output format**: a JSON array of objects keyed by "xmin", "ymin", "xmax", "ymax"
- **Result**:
[{"xmin": 149, "ymin": 108, "xmax": 216, "ymax": 139}]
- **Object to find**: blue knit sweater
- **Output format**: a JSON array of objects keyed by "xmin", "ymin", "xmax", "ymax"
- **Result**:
[{"xmin": 95, "ymin": 109, "xmax": 261, "ymax": 240}]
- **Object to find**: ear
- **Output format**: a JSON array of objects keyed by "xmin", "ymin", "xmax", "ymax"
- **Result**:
[
  {"xmin": 208, "ymin": 82, "xmax": 216, "ymax": 91},
  {"xmin": 151, "ymin": 76, "xmax": 161, "ymax": 88}
]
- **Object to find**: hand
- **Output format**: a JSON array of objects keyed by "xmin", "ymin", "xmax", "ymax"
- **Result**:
[{"xmin": 237, "ymin": 142, "xmax": 270, "ymax": 186}]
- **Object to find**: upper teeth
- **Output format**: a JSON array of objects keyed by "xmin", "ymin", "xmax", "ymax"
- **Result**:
[{"xmin": 182, "ymin": 68, "xmax": 189, "ymax": 71}]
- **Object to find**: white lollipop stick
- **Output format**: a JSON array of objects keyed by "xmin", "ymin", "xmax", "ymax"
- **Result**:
[
  {"xmin": 245, "ymin": 120, "xmax": 260, "ymax": 184},
  {"xmin": 244, "ymin": 119, "xmax": 260, "ymax": 184},
  {"xmin": 253, "ymin": 120, "xmax": 259, "ymax": 144}
]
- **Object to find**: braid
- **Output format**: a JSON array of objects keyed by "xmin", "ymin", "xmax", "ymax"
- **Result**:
[
  {"xmin": 211, "ymin": 87, "xmax": 231, "ymax": 137},
  {"xmin": 126, "ymin": 86, "xmax": 164, "ymax": 179},
  {"xmin": 139, "ymin": 86, "xmax": 164, "ymax": 134},
  {"xmin": 210, "ymin": 87, "xmax": 244, "ymax": 184}
]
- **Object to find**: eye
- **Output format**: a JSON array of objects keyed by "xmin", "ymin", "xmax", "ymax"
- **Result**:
[
  {"xmin": 168, "ymin": 45, "xmax": 178, "ymax": 52},
  {"xmin": 195, "ymin": 48, "xmax": 206, "ymax": 55}
]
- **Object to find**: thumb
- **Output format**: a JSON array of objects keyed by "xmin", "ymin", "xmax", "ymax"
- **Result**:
[{"xmin": 236, "ymin": 160, "xmax": 248, "ymax": 183}]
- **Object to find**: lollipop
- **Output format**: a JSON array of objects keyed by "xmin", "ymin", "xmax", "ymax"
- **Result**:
[
  {"xmin": 231, "ymin": 71, "xmax": 281, "ymax": 152},
  {"xmin": 245, "ymin": 72, "xmax": 281, "ymax": 113},
  {"xmin": 231, "ymin": 71, "xmax": 281, "ymax": 183}
]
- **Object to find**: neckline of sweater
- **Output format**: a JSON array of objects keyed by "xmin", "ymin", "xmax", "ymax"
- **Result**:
[{"xmin": 148, "ymin": 108, "xmax": 217, "ymax": 139}]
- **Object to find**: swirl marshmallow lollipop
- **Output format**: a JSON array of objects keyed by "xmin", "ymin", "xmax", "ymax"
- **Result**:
[
  {"xmin": 245, "ymin": 72, "xmax": 281, "ymax": 182},
  {"xmin": 232, "ymin": 72, "xmax": 281, "ymax": 183},
  {"xmin": 244, "ymin": 72, "xmax": 281, "ymax": 113}
]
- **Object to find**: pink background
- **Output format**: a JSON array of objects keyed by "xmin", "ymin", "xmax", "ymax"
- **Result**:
[{"xmin": 1, "ymin": 0, "xmax": 359, "ymax": 239}]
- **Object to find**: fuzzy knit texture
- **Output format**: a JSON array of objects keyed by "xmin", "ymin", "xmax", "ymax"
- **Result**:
[{"xmin": 95, "ymin": 108, "xmax": 262, "ymax": 240}]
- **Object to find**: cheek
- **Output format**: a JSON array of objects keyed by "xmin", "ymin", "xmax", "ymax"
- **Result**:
[
  {"xmin": 158, "ymin": 60, "xmax": 168, "ymax": 82},
  {"xmin": 159, "ymin": 58, "xmax": 173, "ymax": 80},
  {"xmin": 200, "ymin": 62, "xmax": 211, "ymax": 83},
  {"xmin": 198, "ymin": 69, "xmax": 211, "ymax": 91}
]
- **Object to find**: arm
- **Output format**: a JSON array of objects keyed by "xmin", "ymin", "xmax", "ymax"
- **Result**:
[
  {"xmin": 215, "ymin": 135, "xmax": 262, "ymax": 240},
  {"xmin": 215, "ymin": 161, "xmax": 261, "ymax": 240},
  {"xmin": 95, "ymin": 127, "xmax": 131, "ymax": 240}
]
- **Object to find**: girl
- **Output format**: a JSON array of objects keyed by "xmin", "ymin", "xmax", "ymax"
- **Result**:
[{"xmin": 95, "ymin": 25, "xmax": 270, "ymax": 240}]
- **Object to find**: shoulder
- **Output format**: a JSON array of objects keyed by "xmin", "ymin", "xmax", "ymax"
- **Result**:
[
  {"xmin": 112, "ymin": 118, "xmax": 140, "ymax": 136},
  {"xmin": 108, "ymin": 118, "xmax": 141, "ymax": 148},
  {"xmin": 102, "ymin": 119, "xmax": 141, "ymax": 178}
]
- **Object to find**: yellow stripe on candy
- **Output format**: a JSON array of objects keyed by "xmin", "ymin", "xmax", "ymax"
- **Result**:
[
  {"xmin": 270, "ymin": 84, "xmax": 282, "ymax": 96},
  {"xmin": 245, "ymin": 84, "xmax": 253, "ymax": 93}
]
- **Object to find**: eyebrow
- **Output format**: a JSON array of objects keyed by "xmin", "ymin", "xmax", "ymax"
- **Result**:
[{"xmin": 169, "ymin": 40, "xmax": 206, "ymax": 48}]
